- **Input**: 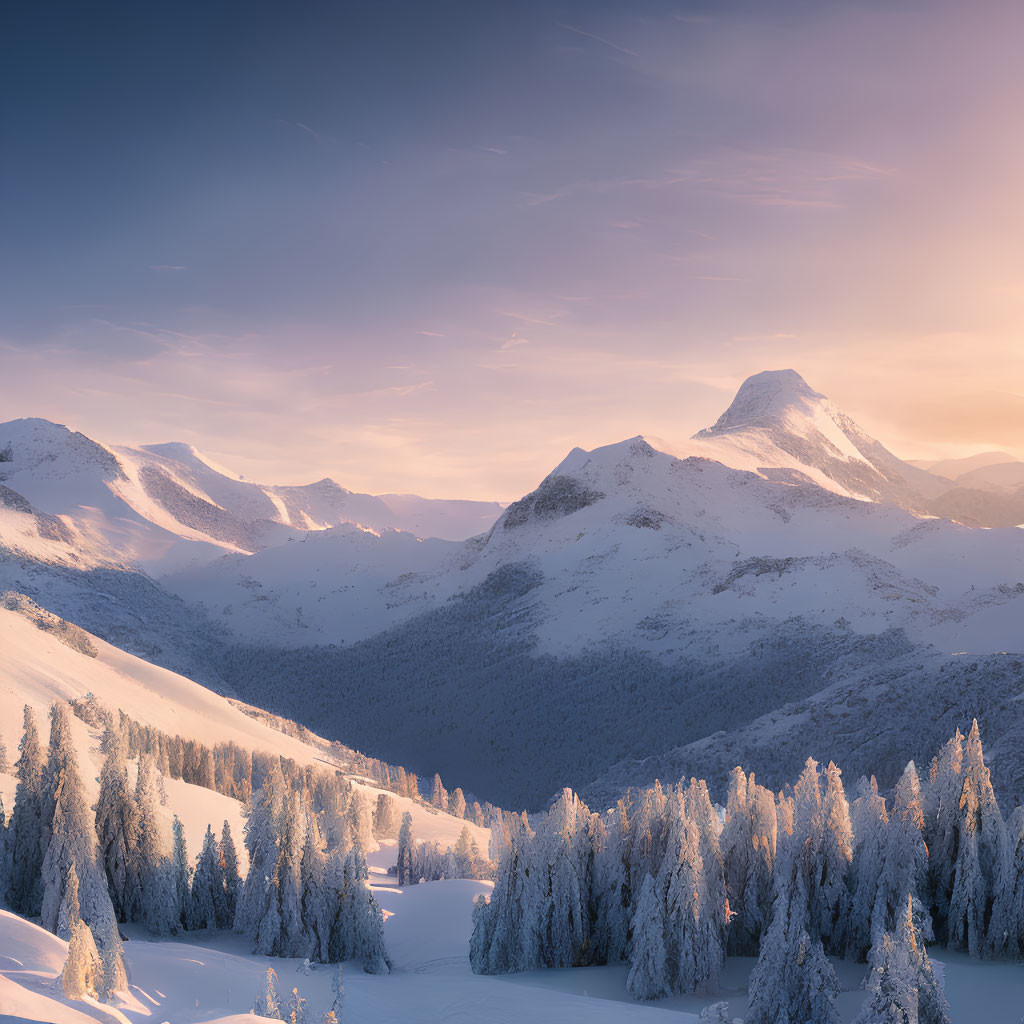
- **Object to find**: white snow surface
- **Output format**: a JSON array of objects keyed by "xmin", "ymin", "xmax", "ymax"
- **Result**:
[{"xmin": 165, "ymin": 433, "xmax": 1024, "ymax": 657}]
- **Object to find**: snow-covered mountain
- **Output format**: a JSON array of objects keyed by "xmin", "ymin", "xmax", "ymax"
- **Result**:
[
  {"xmin": 0, "ymin": 418, "xmax": 504, "ymax": 573},
  {"xmin": 4, "ymin": 372, "xmax": 1024, "ymax": 807},
  {"xmin": 168, "ymin": 431, "xmax": 1024, "ymax": 806}
]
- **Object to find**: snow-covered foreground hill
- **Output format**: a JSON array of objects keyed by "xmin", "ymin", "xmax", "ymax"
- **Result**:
[{"xmin": 3, "ymin": 885, "xmax": 1023, "ymax": 1022}]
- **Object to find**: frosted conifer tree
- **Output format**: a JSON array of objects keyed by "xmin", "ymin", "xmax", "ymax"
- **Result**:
[
  {"xmin": 219, "ymin": 819, "xmax": 241, "ymax": 928},
  {"xmin": 235, "ymin": 765, "xmax": 285, "ymax": 941},
  {"xmin": 300, "ymin": 816, "xmax": 330, "ymax": 962},
  {"xmin": 253, "ymin": 965, "xmax": 284, "ymax": 1019},
  {"xmin": 372, "ymin": 793, "xmax": 398, "ymax": 839},
  {"xmin": 396, "ymin": 812, "xmax": 415, "ymax": 885},
  {"xmin": 449, "ymin": 787, "xmax": 467, "ymax": 820},
  {"xmin": 95, "ymin": 728, "xmax": 137, "ymax": 921},
  {"xmin": 859, "ymin": 894, "xmax": 950, "ymax": 1024},
  {"xmin": 189, "ymin": 825, "xmax": 221, "ymax": 930},
  {"xmin": 431, "ymin": 773, "xmax": 448, "ymax": 811},
  {"xmin": 277, "ymin": 794, "xmax": 307, "ymax": 957},
  {"xmin": 720, "ymin": 768, "xmax": 776, "ymax": 956},
  {"xmin": 60, "ymin": 862, "xmax": 101, "ymax": 1001},
  {"xmin": 846, "ymin": 775, "xmax": 890, "ymax": 960},
  {"xmin": 286, "ymin": 986, "xmax": 308, "ymax": 1024},
  {"xmin": 6, "ymin": 705, "xmax": 46, "ymax": 915},
  {"xmin": 40, "ymin": 703, "xmax": 127, "ymax": 996},
  {"xmin": 0, "ymin": 731, "xmax": 7, "ymax": 773},
  {"xmin": 990, "ymin": 806, "xmax": 1024, "ymax": 957},
  {"xmin": 328, "ymin": 961, "xmax": 344, "ymax": 1022},
  {"xmin": 625, "ymin": 872, "xmax": 669, "ymax": 999},
  {"xmin": 171, "ymin": 815, "xmax": 191, "ymax": 928},
  {"xmin": 945, "ymin": 721, "xmax": 1006, "ymax": 955},
  {"xmin": 746, "ymin": 855, "xmax": 841, "ymax": 1024}
]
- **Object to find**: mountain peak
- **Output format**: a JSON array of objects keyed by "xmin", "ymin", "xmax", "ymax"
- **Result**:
[{"xmin": 694, "ymin": 369, "xmax": 825, "ymax": 438}]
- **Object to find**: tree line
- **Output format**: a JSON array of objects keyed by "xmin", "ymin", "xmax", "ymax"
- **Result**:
[{"xmin": 471, "ymin": 720, "xmax": 1022, "ymax": 1023}]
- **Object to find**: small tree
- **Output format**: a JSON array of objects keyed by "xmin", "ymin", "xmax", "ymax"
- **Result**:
[
  {"xmin": 59, "ymin": 862, "xmax": 101, "ymax": 1000},
  {"xmin": 396, "ymin": 812, "xmax": 415, "ymax": 885},
  {"xmin": 253, "ymin": 966, "xmax": 283, "ymax": 1019}
]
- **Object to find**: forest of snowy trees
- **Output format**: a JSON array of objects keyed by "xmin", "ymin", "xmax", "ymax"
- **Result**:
[
  {"xmin": 0, "ymin": 698, "xmax": 498, "ymax": 1005},
  {"xmin": 470, "ymin": 721, "xmax": 1023, "ymax": 1023}
]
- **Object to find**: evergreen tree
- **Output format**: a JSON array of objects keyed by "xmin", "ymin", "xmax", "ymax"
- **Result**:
[
  {"xmin": 189, "ymin": 825, "xmax": 221, "ymax": 930},
  {"xmin": 720, "ymin": 768, "xmax": 777, "ymax": 956},
  {"xmin": 396, "ymin": 812, "xmax": 415, "ymax": 885},
  {"xmin": 746, "ymin": 855, "xmax": 841, "ymax": 1024},
  {"xmin": 286, "ymin": 985, "xmax": 309, "ymax": 1024},
  {"xmin": 95, "ymin": 728, "xmax": 137, "ymax": 921},
  {"xmin": 431, "ymin": 773, "xmax": 448, "ymax": 811},
  {"xmin": 40, "ymin": 703, "xmax": 127, "ymax": 996},
  {"xmin": 0, "ymin": 730, "xmax": 8, "ymax": 773},
  {"xmin": 373, "ymin": 793, "xmax": 399, "ymax": 839},
  {"xmin": 6, "ymin": 705, "xmax": 46, "ymax": 915},
  {"xmin": 171, "ymin": 815, "xmax": 191, "ymax": 929},
  {"xmin": 859, "ymin": 895, "xmax": 950, "ymax": 1024},
  {"xmin": 219, "ymin": 819, "xmax": 241, "ymax": 928},
  {"xmin": 328, "ymin": 961, "xmax": 344, "ymax": 1023},
  {"xmin": 946, "ymin": 721, "xmax": 1006, "ymax": 957},
  {"xmin": 449, "ymin": 787, "xmax": 467, "ymax": 820},
  {"xmin": 253, "ymin": 965, "xmax": 284, "ymax": 1019},
  {"xmin": 236, "ymin": 765, "xmax": 285, "ymax": 942},
  {"xmin": 625, "ymin": 873, "xmax": 669, "ymax": 999},
  {"xmin": 60, "ymin": 863, "xmax": 102, "ymax": 1001},
  {"xmin": 990, "ymin": 806, "xmax": 1024, "ymax": 957}
]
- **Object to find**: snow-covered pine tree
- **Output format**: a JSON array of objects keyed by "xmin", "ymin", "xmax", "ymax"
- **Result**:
[
  {"xmin": 95, "ymin": 727, "xmax": 137, "ymax": 921},
  {"xmin": 625, "ymin": 872, "xmax": 669, "ymax": 1000},
  {"xmin": 219, "ymin": 819, "xmax": 242, "ymax": 928},
  {"xmin": 235, "ymin": 764, "xmax": 285, "ymax": 942},
  {"xmin": 133, "ymin": 752, "xmax": 178, "ymax": 935},
  {"xmin": 6, "ymin": 705, "xmax": 46, "ymax": 915},
  {"xmin": 720, "ymin": 767, "xmax": 777, "ymax": 956},
  {"xmin": 396, "ymin": 812, "xmax": 415, "ymax": 885},
  {"xmin": 253, "ymin": 965, "xmax": 284, "ymax": 1019},
  {"xmin": 39, "ymin": 703, "xmax": 127, "ymax": 997},
  {"xmin": 300, "ymin": 816, "xmax": 330, "ymax": 963},
  {"xmin": 449, "ymin": 787, "xmax": 467, "ymax": 820},
  {"xmin": 276, "ymin": 793, "xmax": 307, "ymax": 957},
  {"xmin": 328, "ymin": 961, "xmax": 344, "ymax": 1022},
  {"xmin": 431, "ymin": 773, "xmax": 448, "ymax": 811},
  {"xmin": 535, "ymin": 789, "xmax": 595, "ymax": 968},
  {"xmin": 745, "ymin": 852, "xmax": 841, "ymax": 1024},
  {"xmin": 285, "ymin": 985, "xmax": 308, "ymax": 1024},
  {"xmin": 846, "ymin": 775, "xmax": 890, "ymax": 960},
  {"xmin": 859, "ymin": 894, "xmax": 950, "ymax": 1024},
  {"xmin": 171, "ymin": 815, "xmax": 191, "ymax": 929},
  {"xmin": 926, "ymin": 728, "xmax": 965, "ymax": 934},
  {"xmin": 189, "ymin": 825, "xmax": 221, "ymax": 930},
  {"xmin": 60, "ymin": 862, "xmax": 102, "ymax": 1001},
  {"xmin": 372, "ymin": 793, "xmax": 399, "ymax": 839},
  {"xmin": 990, "ymin": 806, "xmax": 1024, "ymax": 957},
  {"xmin": 0, "ymin": 730, "xmax": 7, "ymax": 773},
  {"xmin": 944, "ymin": 721, "xmax": 1006, "ymax": 956}
]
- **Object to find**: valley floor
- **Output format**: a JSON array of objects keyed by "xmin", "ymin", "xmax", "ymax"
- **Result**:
[{"xmin": 2, "ymin": 841, "xmax": 1021, "ymax": 1023}]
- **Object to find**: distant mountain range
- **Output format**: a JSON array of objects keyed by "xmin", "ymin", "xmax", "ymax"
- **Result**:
[{"xmin": 3, "ymin": 370, "xmax": 1024, "ymax": 809}]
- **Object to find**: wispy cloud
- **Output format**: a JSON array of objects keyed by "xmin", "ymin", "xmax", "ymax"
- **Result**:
[
  {"xmin": 417, "ymin": 330, "xmax": 446, "ymax": 337},
  {"xmin": 148, "ymin": 264, "xmax": 187, "ymax": 271},
  {"xmin": 556, "ymin": 21, "xmax": 640, "ymax": 58}
]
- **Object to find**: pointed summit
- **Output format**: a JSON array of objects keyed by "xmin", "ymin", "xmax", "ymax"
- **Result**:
[
  {"xmin": 684, "ymin": 369, "xmax": 948, "ymax": 508},
  {"xmin": 695, "ymin": 369, "xmax": 825, "ymax": 437}
]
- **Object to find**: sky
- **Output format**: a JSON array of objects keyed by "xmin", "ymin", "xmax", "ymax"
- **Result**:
[{"xmin": 2, "ymin": 0, "xmax": 1024, "ymax": 500}]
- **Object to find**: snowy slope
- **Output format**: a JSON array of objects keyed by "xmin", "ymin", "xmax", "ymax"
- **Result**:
[{"xmin": 0, "ymin": 601, "xmax": 490, "ymax": 854}]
